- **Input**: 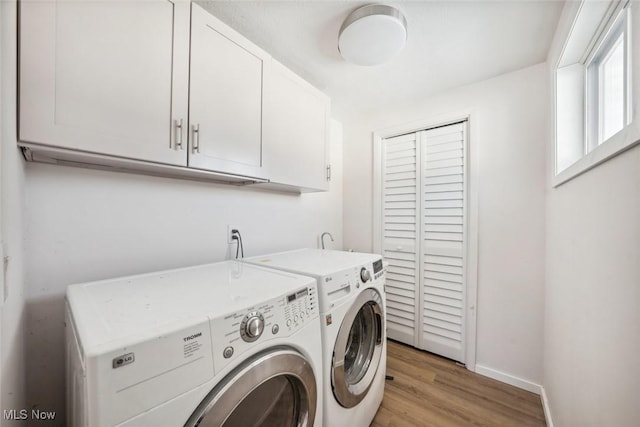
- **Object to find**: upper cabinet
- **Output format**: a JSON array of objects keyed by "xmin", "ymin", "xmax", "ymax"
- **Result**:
[
  {"xmin": 188, "ymin": 5, "xmax": 267, "ymax": 179},
  {"xmin": 18, "ymin": 1, "xmax": 330, "ymax": 191},
  {"xmin": 262, "ymin": 59, "xmax": 331, "ymax": 192},
  {"xmin": 19, "ymin": 0, "xmax": 190, "ymax": 166}
]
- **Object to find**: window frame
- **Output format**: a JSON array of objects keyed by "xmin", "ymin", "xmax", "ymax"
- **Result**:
[
  {"xmin": 585, "ymin": 7, "xmax": 630, "ymax": 152},
  {"xmin": 552, "ymin": 0, "xmax": 639, "ymax": 187}
]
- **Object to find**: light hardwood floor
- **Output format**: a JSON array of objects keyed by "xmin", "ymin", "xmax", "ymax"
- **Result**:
[{"xmin": 371, "ymin": 340, "xmax": 546, "ymax": 427}]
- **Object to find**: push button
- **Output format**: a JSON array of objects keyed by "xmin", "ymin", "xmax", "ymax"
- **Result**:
[
  {"xmin": 272, "ymin": 324, "xmax": 280, "ymax": 335},
  {"xmin": 223, "ymin": 346, "xmax": 234, "ymax": 359}
]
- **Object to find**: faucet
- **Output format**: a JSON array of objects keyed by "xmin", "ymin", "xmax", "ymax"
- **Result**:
[{"xmin": 321, "ymin": 232, "xmax": 334, "ymax": 249}]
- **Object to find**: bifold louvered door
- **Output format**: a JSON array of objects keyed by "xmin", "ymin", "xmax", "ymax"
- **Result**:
[
  {"xmin": 381, "ymin": 133, "xmax": 420, "ymax": 346},
  {"xmin": 381, "ymin": 122, "xmax": 467, "ymax": 363},
  {"xmin": 420, "ymin": 123, "xmax": 466, "ymax": 362}
]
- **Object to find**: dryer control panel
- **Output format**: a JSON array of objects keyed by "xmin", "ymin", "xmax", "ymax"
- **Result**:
[
  {"xmin": 318, "ymin": 259, "xmax": 386, "ymax": 313},
  {"xmin": 209, "ymin": 284, "xmax": 318, "ymax": 374},
  {"xmin": 283, "ymin": 287, "xmax": 314, "ymax": 330}
]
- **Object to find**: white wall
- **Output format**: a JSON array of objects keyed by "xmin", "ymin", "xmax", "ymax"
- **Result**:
[
  {"xmin": 543, "ymin": 2, "xmax": 640, "ymax": 426},
  {"xmin": 544, "ymin": 146, "xmax": 640, "ymax": 426},
  {"xmin": 1, "ymin": 0, "xmax": 28, "ymax": 423},
  {"xmin": 23, "ymin": 122, "xmax": 343, "ymax": 422},
  {"xmin": 343, "ymin": 64, "xmax": 547, "ymax": 386}
]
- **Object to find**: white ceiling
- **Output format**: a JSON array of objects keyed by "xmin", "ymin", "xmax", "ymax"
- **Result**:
[{"xmin": 198, "ymin": 1, "xmax": 565, "ymax": 121}]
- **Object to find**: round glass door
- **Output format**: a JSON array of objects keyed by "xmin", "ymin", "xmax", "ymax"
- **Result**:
[
  {"xmin": 332, "ymin": 288, "xmax": 384, "ymax": 408},
  {"xmin": 185, "ymin": 348, "xmax": 317, "ymax": 427},
  {"xmin": 221, "ymin": 375, "xmax": 298, "ymax": 426}
]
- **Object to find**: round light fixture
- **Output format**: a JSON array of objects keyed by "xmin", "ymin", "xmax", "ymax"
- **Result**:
[{"xmin": 338, "ymin": 4, "xmax": 407, "ymax": 66}]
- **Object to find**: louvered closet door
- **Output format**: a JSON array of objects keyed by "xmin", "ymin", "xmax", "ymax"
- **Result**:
[
  {"xmin": 380, "ymin": 122, "xmax": 467, "ymax": 363},
  {"xmin": 381, "ymin": 133, "xmax": 420, "ymax": 346},
  {"xmin": 420, "ymin": 123, "xmax": 466, "ymax": 362}
]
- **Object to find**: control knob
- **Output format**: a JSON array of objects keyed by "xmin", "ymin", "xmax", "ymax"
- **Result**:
[
  {"xmin": 360, "ymin": 267, "xmax": 371, "ymax": 283},
  {"xmin": 240, "ymin": 311, "xmax": 264, "ymax": 342}
]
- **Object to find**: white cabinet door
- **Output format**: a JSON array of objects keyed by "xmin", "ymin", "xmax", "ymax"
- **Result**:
[
  {"xmin": 188, "ymin": 4, "xmax": 267, "ymax": 179},
  {"xmin": 19, "ymin": 0, "xmax": 189, "ymax": 166},
  {"xmin": 263, "ymin": 59, "xmax": 330, "ymax": 191}
]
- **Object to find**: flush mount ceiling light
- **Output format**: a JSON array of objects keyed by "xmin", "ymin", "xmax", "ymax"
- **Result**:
[{"xmin": 338, "ymin": 4, "xmax": 407, "ymax": 66}]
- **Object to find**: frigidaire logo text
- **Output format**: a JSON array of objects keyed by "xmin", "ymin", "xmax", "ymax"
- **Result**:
[{"xmin": 183, "ymin": 332, "xmax": 202, "ymax": 342}]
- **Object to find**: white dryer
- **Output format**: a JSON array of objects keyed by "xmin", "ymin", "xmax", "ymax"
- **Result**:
[
  {"xmin": 244, "ymin": 249, "xmax": 386, "ymax": 427},
  {"xmin": 66, "ymin": 261, "xmax": 323, "ymax": 427}
]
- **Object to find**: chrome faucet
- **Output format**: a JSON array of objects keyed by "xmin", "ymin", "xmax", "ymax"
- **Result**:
[{"xmin": 321, "ymin": 232, "xmax": 334, "ymax": 249}]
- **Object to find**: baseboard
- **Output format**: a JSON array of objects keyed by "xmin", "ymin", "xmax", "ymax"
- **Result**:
[
  {"xmin": 474, "ymin": 365, "xmax": 553, "ymax": 425},
  {"xmin": 474, "ymin": 364, "xmax": 542, "ymax": 395},
  {"xmin": 540, "ymin": 386, "xmax": 554, "ymax": 427}
]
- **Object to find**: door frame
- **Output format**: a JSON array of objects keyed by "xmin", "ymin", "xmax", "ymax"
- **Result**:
[{"xmin": 372, "ymin": 111, "xmax": 479, "ymax": 371}]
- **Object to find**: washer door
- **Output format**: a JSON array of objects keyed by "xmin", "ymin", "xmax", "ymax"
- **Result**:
[
  {"xmin": 184, "ymin": 347, "xmax": 317, "ymax": 427},
  {"xmin": 332, "ymin": 288, "xmax": 384, "ymax": 408}
]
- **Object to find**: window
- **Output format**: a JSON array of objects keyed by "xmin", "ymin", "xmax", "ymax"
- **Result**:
[
  {"xmin": 586, "ymin": 8, "xmax": 630, "ymax": 150},
  {"xmin": 553, "ymin": 0, "xmax": 637, "ymax": 185}
]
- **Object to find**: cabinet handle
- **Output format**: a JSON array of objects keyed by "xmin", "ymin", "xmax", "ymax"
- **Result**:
[
  {"xmin": 174, "ymin": 119, "xmax": 183, "ymax": 150},
  {"xmin": 192, "ymin": 124, "xmax": 200, "ymax": 154}
]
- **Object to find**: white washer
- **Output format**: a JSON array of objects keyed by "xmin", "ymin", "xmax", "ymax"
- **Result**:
[
  {"xmin": 244, "ymin": 249, "xmax": 386, "ymax": 427},
  {"xmin": 66, "ymin": 261, "xmax": 323, "ymax": 427}
]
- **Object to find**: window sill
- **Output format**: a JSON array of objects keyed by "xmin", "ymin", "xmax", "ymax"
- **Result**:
[{"xmin": 553, "ymin": 120, "xmax": 640, "ymax": 187}]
